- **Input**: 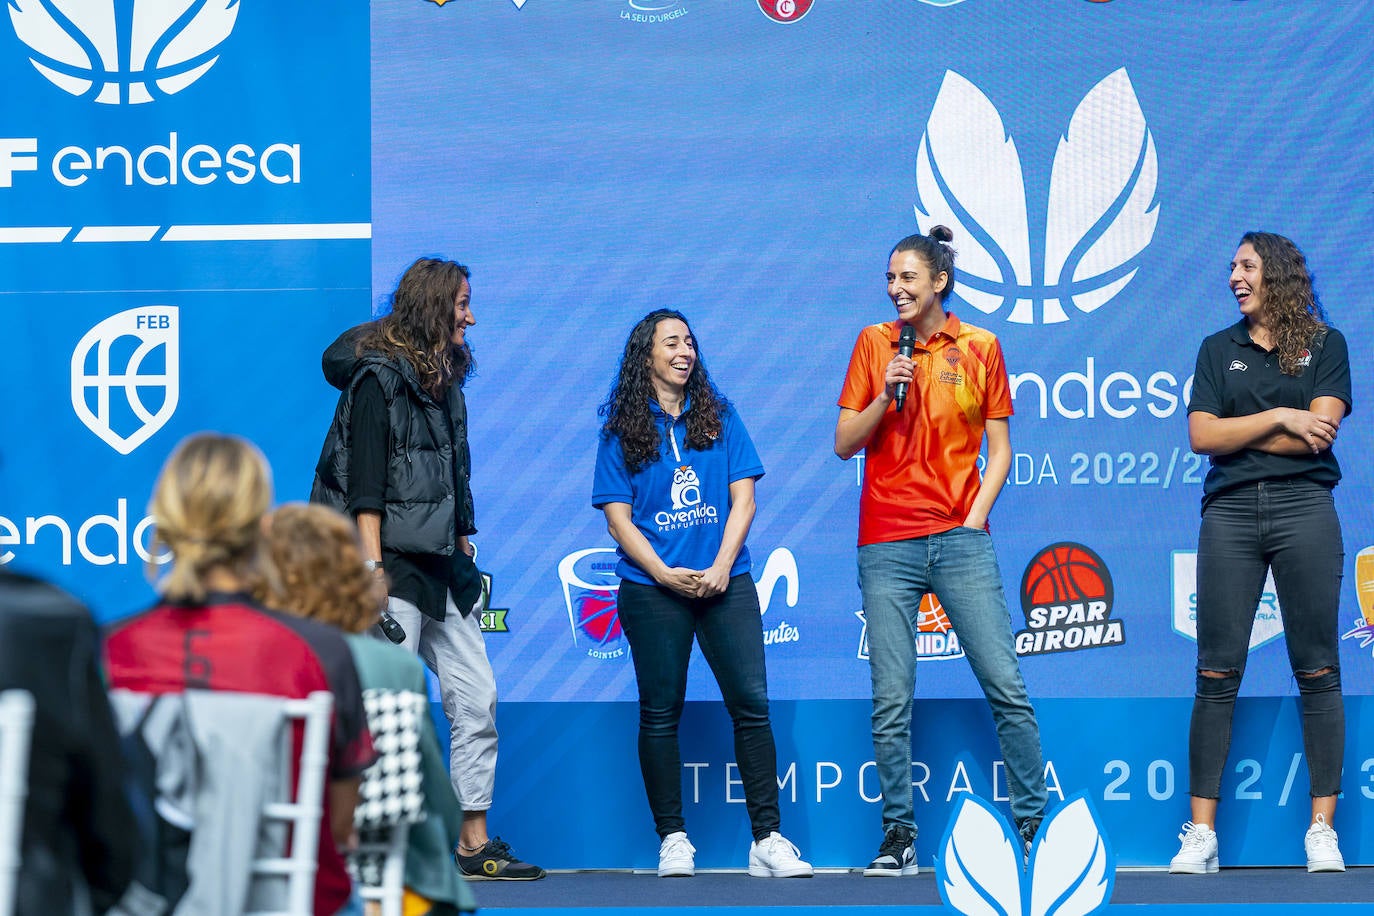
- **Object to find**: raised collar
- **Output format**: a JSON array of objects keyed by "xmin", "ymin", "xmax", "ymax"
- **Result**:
[{"xmin": 888, "ymin": 312, "xmax": 960, "ymax": 347}]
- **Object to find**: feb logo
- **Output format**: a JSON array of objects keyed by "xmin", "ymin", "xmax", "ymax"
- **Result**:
[
  {"xmin": 756, "ymin": 0, "xmax": 813, "ymax": 23},
  {"xmin": 71, "ymin": 306, "xmax": 179, "ymax": 455},
  {"xmin": 559, "ymin": 547, "xmax": 627, "ymax": 660},
  {"xmin": 915, "ymin": 68, "xmax": 1159, "ymax": 324},
  {"xmin": 938, "ymin": 792, "xmax": 1114, "ymax": 916},
  {"xmin": 1016, "ymin": 542, "xmax": 1125, "ymax": 656},
  {"xmin": 7, "ymin": 0, "xmax": 238, "ymax": 105}
]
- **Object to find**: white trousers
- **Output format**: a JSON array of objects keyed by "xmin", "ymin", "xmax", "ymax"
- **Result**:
[{"xmin": 383, "ymin": 591, "xmax": 498, "ymax": 811}]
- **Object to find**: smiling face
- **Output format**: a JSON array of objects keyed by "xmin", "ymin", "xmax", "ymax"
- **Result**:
[
  {"xmin": 451, "ymin": 275, "xmax": 475, "ymax": 345},
  {"xmin": 1229, "ymin": 242, "xmax": 1265, "ymax": 323},
  {"xmin": 647, "ymin": 317, "xmax": 695, "ymax": 400},
  {"xmin": 887, "ymin": 249, "xmax": 948, "ymax": 329}
]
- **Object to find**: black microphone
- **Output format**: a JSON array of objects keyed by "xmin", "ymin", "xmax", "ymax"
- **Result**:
[
  {"xmin": 895, "ymin": 324, "xmax": 916, "ymax": 412},
  {"xmin": 378, "ymin": 612, "xmax": 407, "ymax": 644}
]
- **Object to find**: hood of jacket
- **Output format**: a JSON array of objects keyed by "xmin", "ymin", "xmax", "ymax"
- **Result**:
[{"xmin": 322, "ymin": 323, "xmax": 429, "ymax": 397}]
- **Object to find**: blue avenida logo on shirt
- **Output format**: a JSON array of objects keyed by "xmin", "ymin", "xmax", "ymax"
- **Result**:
[
  {"xmin": 656, "ymin": 464, "xmax": 718, "ymax": 530},
  {"xmin": 915, "ymin": 68, "xmax": 1159, "ymax": 325}
]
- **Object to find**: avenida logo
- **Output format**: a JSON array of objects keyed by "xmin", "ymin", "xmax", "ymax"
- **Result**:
[
  {"xmin": 8, "ymin": 0, "xmax": 238, "ymax": 105},
  {"xmin": 915, "ymin": 69, "xmax": 1159, "ymax": 324},
  {"xmin": 71, "ymin": 306, "xmax": 179, "ymax": 454}
]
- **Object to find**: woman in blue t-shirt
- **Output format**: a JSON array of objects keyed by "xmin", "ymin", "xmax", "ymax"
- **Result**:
[
  {"xmin": 1171, "ymin": 232, "xmax": 1352, "ymax": 875},
  {"xmin": 592, "ymin": 309, "xmax": 811, "ymax": 879}
]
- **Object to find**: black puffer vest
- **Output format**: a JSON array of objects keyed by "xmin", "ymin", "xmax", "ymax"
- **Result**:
[{"xmin": 310, "ymin": 327, "xmax": 475, "ymax": 554}]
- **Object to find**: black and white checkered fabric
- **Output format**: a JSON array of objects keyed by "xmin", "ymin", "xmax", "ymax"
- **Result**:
[{"xmin": 353, "ymin": 688, "xmax": 428, "ymax": 830}]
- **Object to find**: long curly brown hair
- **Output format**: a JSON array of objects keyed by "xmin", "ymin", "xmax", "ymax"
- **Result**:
[
  {"xmin": 263, "ymin": 503, "xmax": 386, "ymax": 634},
  {"xmin": 598, "ymin": 310, "xmax": 729, "ymax": 475},
  {"xmin": 1243, "ymin": 231, "xmax": 1327, "ymax": 376},
  {"xmin": 359, "ymin": 257, "xmax": 475, "ymax": 398}
]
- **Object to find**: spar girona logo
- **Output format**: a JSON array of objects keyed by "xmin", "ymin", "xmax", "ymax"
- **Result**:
[
  {"xmin": 915, "ymin": 68, "xmax": 1159, "ymax": 324},
  {"xmin": 71, "ymin": 306, "xmax": 179, "ymax": 455},
  {"xmin": 7, "ymin": 0, "xmax": 239, "ymax": 105}
]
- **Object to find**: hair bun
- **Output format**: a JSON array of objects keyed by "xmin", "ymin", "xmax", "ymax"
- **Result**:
[{"xmin": 928, "ymin": 225, "xmax": 954, "ymax": 244}]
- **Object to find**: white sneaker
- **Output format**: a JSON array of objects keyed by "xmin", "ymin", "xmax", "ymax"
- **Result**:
[
  {"xmin": 1305, "ymin": 815, "xmax": 1345, "ymax": 873},
  {"xmin": 748, "ymin": 831, "xmax": 814, "ymax": 878},
  {"xmin": 1168, "ymin": 822, "xmax": 1218, "ymax": 874},
  {"xmin": 658, "ymin": 831, "xmax": 695, "ymax": 877}
]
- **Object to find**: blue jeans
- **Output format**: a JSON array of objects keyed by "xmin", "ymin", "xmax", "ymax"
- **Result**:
[
  {"xmin": 617, "ymin": 575, "xmax": 781, "ymax": 841},
  {"xmin": 860, "ymin": 527, "xmax": 1047, "ymax": 829},
  {"xmin": 1190, "ymin": 479, "xmax": 1345, "ymax": 798}
]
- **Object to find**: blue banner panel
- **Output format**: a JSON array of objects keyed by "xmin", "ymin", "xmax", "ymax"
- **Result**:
[
  {"xmin": 487, "ymin": 696, "xmax": 1374, "ymax": 869},
  {"xmin": 373, "ymin": 0, "xmax": 1374, "ymax": 709},
  {"xmin": 0, "ymin": 1, "xmax": 371, "ymax": 618}
]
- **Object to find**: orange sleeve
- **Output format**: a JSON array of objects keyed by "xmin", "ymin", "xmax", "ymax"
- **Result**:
[
  {"xmin": 983, "ymin": 337, "xmax": 1014, "ymax": 419},
  {"xmin": 838, "ymin": 328, "xmax": 877, "ymax": 412}
]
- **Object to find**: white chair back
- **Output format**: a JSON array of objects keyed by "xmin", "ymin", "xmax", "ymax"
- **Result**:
[
  {"xmin": 0, "ymin": 690, "xmax": 36, "ymax": 916},
  {"xmin": 246, "ymin": 690, "xmax": 334, "ymax": 916}
]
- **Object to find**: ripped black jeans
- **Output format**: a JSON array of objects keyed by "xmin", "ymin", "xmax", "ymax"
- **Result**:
[{"xmin": 1189, "ymin": 479, "xmax": 1345, "ymax": 799}]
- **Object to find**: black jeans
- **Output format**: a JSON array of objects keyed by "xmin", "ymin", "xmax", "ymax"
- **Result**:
[
  {"xmin": 1189, "ymin": 479, "xmax": 1345, "ymax": 798},
  {"xmin": 617, "ymin": 575, "xmax": 781, "ymax": 840}
]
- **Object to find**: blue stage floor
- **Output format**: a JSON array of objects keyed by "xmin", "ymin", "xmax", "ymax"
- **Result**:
[{"xmin": 467, "ymin": 868, "xmax": 1374, "ymax": 914}]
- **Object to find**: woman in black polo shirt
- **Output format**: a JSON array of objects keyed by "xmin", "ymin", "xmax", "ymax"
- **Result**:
[{"xmin": 1170, "ymin": 232, "xmax": 1352, "ymax": 875}]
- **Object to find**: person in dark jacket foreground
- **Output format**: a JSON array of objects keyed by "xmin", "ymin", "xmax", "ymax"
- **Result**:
[
  {"xmin": 0, "ymin": 570, "xmax": 137, "ymax": 915},
  {"xmin": 312, "ymin": 256, "xmax": 543, "ymax": 881}
]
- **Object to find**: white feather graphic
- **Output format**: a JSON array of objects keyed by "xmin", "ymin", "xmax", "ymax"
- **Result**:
[
  {"xmin": 1028, "ymin": 796, "xmax": 1112, "ymax": 916},
  {"xmin": 1043, "ymin": 68, "xmax": 1159, "ymax": 319},
  {"xmin": 152, "ymin": 0, "xmax": 238, "ymax": 71},
  {"xmin": 940, "ymin": 795, "xmax": 1023, "ymax": 916},
  {"xmin": 8, "ymin": 0, "xmax": 116, "ymax": 79},
  {"xmin": 915, "ymin": 71, "xmax": 1032, "ymax": 318}
]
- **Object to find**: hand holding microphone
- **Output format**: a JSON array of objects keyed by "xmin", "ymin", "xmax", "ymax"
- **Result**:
[{"xmin": 894, "ymin": 324, "xmax": 916, "ymax": 411}]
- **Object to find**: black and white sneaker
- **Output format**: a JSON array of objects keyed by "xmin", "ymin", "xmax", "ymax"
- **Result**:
[{"xmin": 863, "ymin": 824, "xmax": 918, "ymax": 876}]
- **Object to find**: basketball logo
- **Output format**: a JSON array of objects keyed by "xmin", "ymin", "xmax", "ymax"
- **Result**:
[
  {"xmin": 1021, "ymin": 542, "xmax": 1111, "ymax": 609},
  {"xmin": 1017, "ymin": 542, "xmax": 1124, "ymax": 656},
  {"xmin": 918, "ymin": 593, "xmax": 953, "ymax": 634},
  {"xmin": 8, "ymin": 0, "xmax": 239, "ymax": 105},
  {"xmin": 559, "ymin": 547, "xmax": 628, "ymax": 659},
  {"xmin": 576, "ymin": 590, "xmax": 623, "ymax": 645}
]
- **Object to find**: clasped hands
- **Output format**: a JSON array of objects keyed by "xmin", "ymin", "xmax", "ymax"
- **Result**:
[{"xmin": 658, "ymin": 565, "xmax": 730, "ymax": 599}]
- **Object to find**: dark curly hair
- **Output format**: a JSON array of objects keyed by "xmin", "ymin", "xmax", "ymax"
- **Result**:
[
  {"xmin": 1240, "ymin": 231, "xmax": 1327, "ymax": 376},
  {"xmin": 891, "ymin": 225, "xmax": 957, "ymax": 302},
  {"xmin": 598, "ymin": 310, "xmax": 729, "ymax": 475},
  {"xmin": 359, "ymin": 257, "xmax": 476, "ymax": 398}
]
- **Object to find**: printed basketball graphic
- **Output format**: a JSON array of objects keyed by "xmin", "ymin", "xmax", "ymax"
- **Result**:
[
  {"xmin": 559, "ymin": 547, "xmax": 627, "ymax": 659},
  {"xmin": 918, "ymin": 593, "xmax": 953, "ymax": 633},
  {"xmin": 1017, "ymin": 542, "xmax": 1124, "ymax": 656},
  {"xmin": 1021, "ymin": 542, "xmax": 1112, "ymax": 610},
  {"xmin": 8, "ymin": 0, "xmax": 240, "ymax": 105},
  {"xmin": 575, "ymin": 590, "xmax": 622, "ymax": 643}
]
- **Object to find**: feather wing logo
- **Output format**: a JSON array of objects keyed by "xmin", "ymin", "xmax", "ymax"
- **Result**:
[
  {"xmin": 916, "ymin": 69, "xmax": 1159, "ymax": 325},
  {"xmin": 938, "ymin": 792, "xmax": 1114, "ymax": 916},
  {"xmin": 8, "ymin": 0, "xmax": 239, "ymax": 105}
]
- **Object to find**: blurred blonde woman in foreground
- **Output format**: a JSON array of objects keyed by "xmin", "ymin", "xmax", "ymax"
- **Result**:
[
  {"xmin": 267, "ymin": 502, "xmax": 476, "ymax": 915},
  {"xmin": 103, "ymin": 432, "xmax": 375, "ymax": 916}
]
